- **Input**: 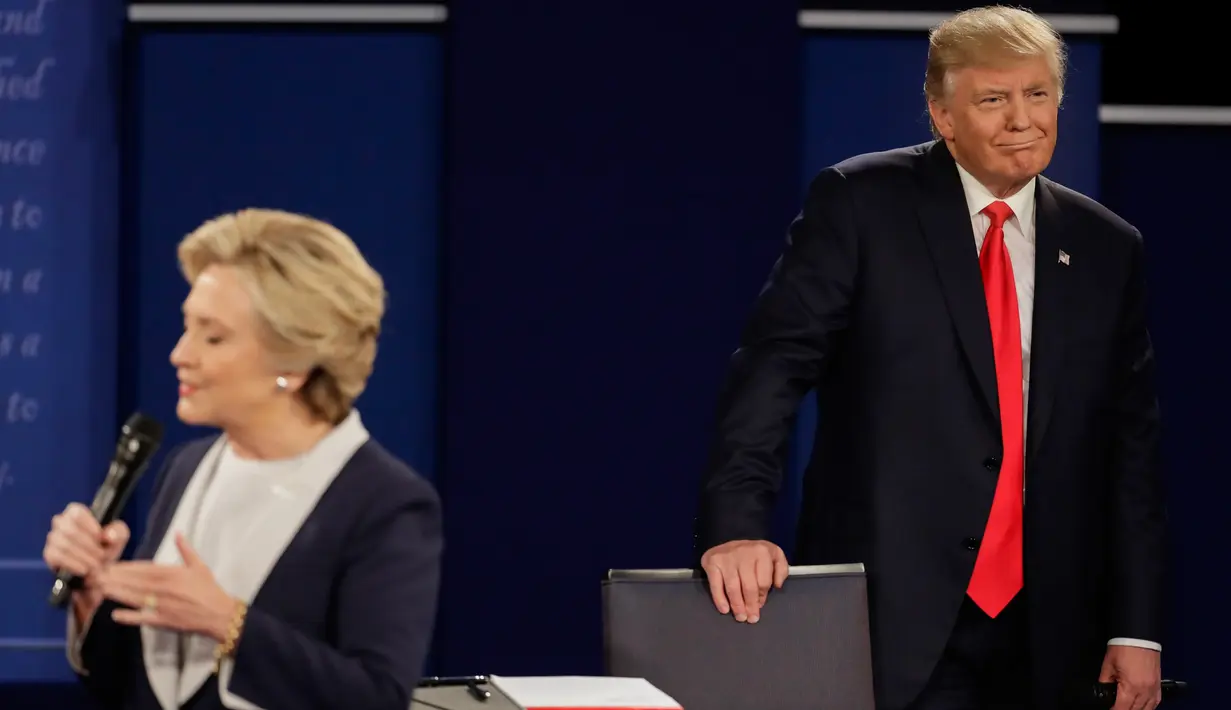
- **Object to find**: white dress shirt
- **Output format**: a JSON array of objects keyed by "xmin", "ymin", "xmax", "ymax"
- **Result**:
[{"xmin": 954, "ymin": 163, "xmax": 1161, "ymax": 654}]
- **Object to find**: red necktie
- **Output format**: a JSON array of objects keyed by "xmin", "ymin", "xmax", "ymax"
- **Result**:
[{"xmin": 966, "ymin": 200, "xmax": 1024, "ymax": 618}]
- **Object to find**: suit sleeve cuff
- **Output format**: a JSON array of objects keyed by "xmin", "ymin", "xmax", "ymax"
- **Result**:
[
  {"xmin": 1108, "ymin": 637, "xmax": 1161, "ymax": 652},
  {"xmin": 65, "ymin": 606, "xmax": 98, "ymax": 675}
]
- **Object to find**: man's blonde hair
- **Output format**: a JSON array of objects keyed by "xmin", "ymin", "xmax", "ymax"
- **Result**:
[
  {"xmin": 177, "ymin": 208, "xmax": 387, "ymax": 424},
  {"xmin": 924, "ymin": 6, "xmax": 1067, "ymax": 137}
]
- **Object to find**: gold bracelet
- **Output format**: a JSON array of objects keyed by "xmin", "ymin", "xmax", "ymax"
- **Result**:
[{"xmin": 213, "ymin": 600, "xmax": 249, "ymax": 675}]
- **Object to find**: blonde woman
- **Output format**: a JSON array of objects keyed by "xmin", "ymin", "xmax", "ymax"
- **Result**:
[{"xmin": 41, "ymin": 209, "xmax": 443, "ymax": 710}]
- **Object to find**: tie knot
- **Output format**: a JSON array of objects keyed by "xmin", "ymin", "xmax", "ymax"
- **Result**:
[{"xmin": 982, "ymin": 201, "xmax": 1013, "ymax": 228}]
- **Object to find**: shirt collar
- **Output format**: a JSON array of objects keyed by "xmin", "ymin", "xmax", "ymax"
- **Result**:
[{"xmin": 954, "ymin": 160, "xmax": 1036, "ymax": 236}]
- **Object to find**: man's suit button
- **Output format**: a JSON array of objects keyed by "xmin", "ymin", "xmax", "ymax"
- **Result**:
[
  {"xmin": 983, "ymin": 456, "xmax": 1000, "ymax": 471},
  {"xmin": 963, "ymin": 537, "xmax": 980, "ymax": 551}
]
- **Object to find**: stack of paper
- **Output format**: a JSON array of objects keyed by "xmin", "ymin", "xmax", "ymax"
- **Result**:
[{"xmin": 490, "ymin": 675, "xmax": 683, "ymax": 710}]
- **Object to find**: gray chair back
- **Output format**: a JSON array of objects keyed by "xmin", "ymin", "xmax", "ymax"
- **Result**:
[{"xmin": 602, "ymin": 563, "xmax": 875, "ymax": 710}]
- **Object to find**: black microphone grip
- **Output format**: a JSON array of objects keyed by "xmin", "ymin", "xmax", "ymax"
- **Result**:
[
  {"xmin": 46, "ymin": 482, "xmax": 119, "ymax": 602},
  {"xmin": 47, "ymin": 413, "xmax": 163, "ymax": 608}
]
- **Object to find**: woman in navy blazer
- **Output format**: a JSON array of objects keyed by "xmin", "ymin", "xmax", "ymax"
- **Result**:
[{"xmin": 41, "ymin": 209, "xmax": 443, "ymax": 710}]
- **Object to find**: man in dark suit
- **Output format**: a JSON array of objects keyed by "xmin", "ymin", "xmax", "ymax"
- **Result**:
[{"xmin": 694, "ymin": 7, "xmax": 1166, "ymax": 710}]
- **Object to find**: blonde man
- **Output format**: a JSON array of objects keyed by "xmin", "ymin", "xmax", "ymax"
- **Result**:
[
  {"xmin": 696, "ymin": 7, "xmax": 1165, "ymax": 710},
  {"xmin": 44, "ymin": 209, "xmax": 443, "ymax": 710}
]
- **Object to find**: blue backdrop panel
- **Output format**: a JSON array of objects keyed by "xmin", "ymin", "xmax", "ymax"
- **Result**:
[
  {"xmin": 0, "ymin": 0, "xmax": 122, "ymax": 683},
  {"xmin": 125, "ymin": 31, "xmax": 443, "ymax": 541},
  {"xmin": 1100, "ymin": 123, "xmax": 1231, "ymax": 709},
  {"xmin": 784, "ymin": 34, "xmax": 1104, "ymax": 550},
  {"xmin": 439, "ymin": 0, "xmax": 800, "ymax": 675}
]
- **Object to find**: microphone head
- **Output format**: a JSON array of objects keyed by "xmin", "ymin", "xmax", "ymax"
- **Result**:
[
  {"xmin": 121, "ymin": 412, "xmax": 164, "ymax": 444},
  {"xmin": 97, "ymin": 412, "xmax": 164, "ymax": 515},
  {"xmin": 112, "ymin": 412, "xmax": 164, "ymax": 473}
]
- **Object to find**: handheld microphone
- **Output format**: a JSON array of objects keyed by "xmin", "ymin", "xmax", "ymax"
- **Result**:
[
  {"xmin": 1086, "ymin": 679, "xmax": 1188, "ymax": 707},
  {"xmin": 47, "ymin": 412, "xmax": 164, "ymax": 608}
]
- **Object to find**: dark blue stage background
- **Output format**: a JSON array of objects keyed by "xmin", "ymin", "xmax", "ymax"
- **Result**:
[
  {"xmin": 437, "ymin": 0, "xmax": 800, "ymax": 675},
  {"xmin": 1099, "ymin": 124, "xmax": 1231, "ymax": 706},
  {"xmin": 0, "ymin": 2, "xmax": 1224, "ymax": 709},
  {"xmin": 122, "ymin": 29, "xmax": 444, "ymax": 545},
  {"xmin": 0, "ymin": 0, "xmax": 122, "ymax": 684}
]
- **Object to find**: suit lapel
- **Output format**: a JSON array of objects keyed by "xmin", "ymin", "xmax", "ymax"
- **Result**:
[
  {"xmin": 915, "ymin": 142, "xmax": 999, "ymax": 421},
  {"xmin": 1025, "ymin": 179, "xmax": 1072, "ymax": 460},
  {"xmin": 134, "ymin": 441, "xmax": 214, "ymax": 710}
]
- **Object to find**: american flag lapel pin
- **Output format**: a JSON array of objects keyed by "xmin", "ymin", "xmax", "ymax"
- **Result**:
[{"xmin": 1058, "ymin": 249, "xmax": 1070, "ymax": 266}]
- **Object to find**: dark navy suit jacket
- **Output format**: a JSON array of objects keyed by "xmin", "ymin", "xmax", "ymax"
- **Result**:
[{"xmin": 73, "ymin": 435, "xmax": 443, "ymax": 710}]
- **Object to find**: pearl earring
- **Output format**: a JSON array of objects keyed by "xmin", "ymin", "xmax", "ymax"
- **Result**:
[{"xmin": 275, "ymin": 376, "xmax": 288, "ymax": 391}]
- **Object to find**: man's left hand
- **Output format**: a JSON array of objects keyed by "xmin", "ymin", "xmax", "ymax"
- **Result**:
[{"xmin": 1099, "ymin": 645, "xmax": 1162, "ymax": 710}]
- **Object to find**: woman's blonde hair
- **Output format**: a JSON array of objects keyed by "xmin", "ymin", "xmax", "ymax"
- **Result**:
[
  {"xmin": 177, "ymin": 208, "xmax": 386, "ymax": 424},
  {"xmin": 924, "ymin": 6, "xmax": 1067, "ymax": 137}
]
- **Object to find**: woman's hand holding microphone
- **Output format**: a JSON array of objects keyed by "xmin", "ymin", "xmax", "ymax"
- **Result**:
[
  {"xmin": 43, "ymin": 503, "xmax": 241, "ymax": 643},
  {"xmin": 42, "ymin": 502, "xmax": 131, "ymax": 626}
]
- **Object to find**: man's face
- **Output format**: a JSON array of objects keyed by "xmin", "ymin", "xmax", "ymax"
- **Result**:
[{"xmin": 928, "ymin": 56, "xmax": 1058, "ymax": 197}]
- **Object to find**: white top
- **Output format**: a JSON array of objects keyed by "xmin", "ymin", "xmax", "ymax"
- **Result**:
[{"xmin": 178, "ymin": 446, "xmax": 311, "ymax": 688}]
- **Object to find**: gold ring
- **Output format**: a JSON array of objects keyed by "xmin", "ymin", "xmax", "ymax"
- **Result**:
[{"xmin": 143, "ymin": 594, "xmax": 158, "ymax": 613}]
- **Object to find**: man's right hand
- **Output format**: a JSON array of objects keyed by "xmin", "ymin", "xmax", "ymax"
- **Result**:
[{"xmin": 700, "ymin": 539, "xmax": 789, "ymax": 623}]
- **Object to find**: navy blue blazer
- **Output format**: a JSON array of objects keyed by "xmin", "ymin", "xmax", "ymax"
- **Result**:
[{"xmin": 73, "ymin": 435, "xmax": 444, "ymax": 710}]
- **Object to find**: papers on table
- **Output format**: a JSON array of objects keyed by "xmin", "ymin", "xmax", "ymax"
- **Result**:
[{"xmin": 489, "ymin": 675, "xmax": 683, "ymax": 709}]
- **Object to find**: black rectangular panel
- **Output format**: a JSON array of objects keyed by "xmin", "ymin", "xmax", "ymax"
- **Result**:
[
  {"xmin": 799, "ymin": 1, "xmax": 1110, "ymax": 11},
  {"xmin": 127, "ymin": 0, "xmax": 448, "ymax": 4},
  {"xmin": 1103, "ymin": 8, "xmax": 1229, "ymax": 106}
]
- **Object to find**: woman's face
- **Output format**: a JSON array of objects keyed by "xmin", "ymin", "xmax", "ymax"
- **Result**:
[{"xmin": 170, "ymin": 264, "xmax": 283, "ymax": 429}]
